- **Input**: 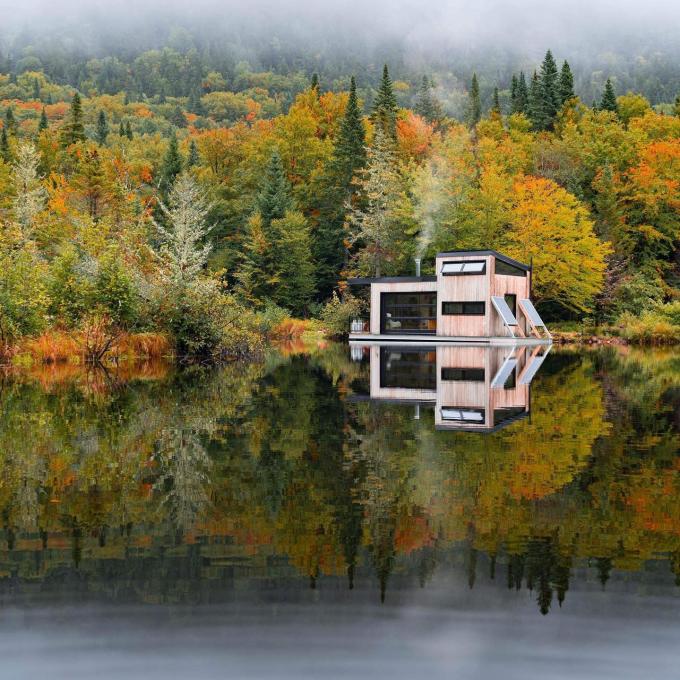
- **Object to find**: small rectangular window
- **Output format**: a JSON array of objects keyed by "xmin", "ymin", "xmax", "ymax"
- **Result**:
[
  {"xmin": 441, "ymin": 368, "xmax": 485, "ymax": 382},
  {"xmin": 441, "ymin": 260, "xmax": 486, "ymax": 275},
  {"xmin": 441, "ymin": 407, "xmax": 485, "ymax": 422},
  {"xmin": 495, "ymin": 259, "xmax": 526, "ymax": 277},
  {"xmin": 442, "ymin": 301, "xmax": 486, "ymax": 316}
]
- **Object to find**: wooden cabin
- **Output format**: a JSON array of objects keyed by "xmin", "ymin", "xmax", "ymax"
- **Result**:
[
  {"xmin": 348, "ymin": 250, "xmax": 551, "ymax": 343},
  {"xmin": 356, "ymin": 344, "xmax": 550, "ymax": 432}
]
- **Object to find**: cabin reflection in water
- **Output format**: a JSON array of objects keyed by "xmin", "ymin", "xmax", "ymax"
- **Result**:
[{"xmin": 356, "ymin": 344, "xmax": 550, "ymax": 432}]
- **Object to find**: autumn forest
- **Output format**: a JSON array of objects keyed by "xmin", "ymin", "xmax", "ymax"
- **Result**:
[{"xmin": 0, "ymin": 22, "xmax": 679, "ymax": 361}]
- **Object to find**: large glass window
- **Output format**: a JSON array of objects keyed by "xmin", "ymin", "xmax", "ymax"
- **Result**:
[
  {"xmin": 442, "ymin": 301, "xmax": 486, "ymax": 316},
  {"xmin": 380, "ymin": 348, "xmax": 436, "ymax": 390},
  {"xmin": 495, "ymin": 259, "xmax": 527, "ymax": 277},
  {"xmin": 441, "ymin": 260, "xmax": 486, "ymax": 275},
  {"xmin": 381, "ymin": 292, "xmax": 436, "ymax": 334}
]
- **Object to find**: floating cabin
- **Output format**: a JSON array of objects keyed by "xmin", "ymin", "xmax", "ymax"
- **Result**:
[
  {"xmin": 349, "ymin": 344, "xmax": 551, "ymax": 432},
  {"xmin": 348, "ymin": 250, "xmax": 551, "ymax": 344}
]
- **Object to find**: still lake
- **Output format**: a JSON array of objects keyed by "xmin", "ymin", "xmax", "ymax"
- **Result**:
[{"xmin": 0, "ymin": 342, "xmax": 678, "ymax": 679}]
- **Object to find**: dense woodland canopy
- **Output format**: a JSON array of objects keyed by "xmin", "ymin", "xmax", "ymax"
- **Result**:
[{"xmin": 0, "ymin": 31, "xmax": 678, "ymax": 356}]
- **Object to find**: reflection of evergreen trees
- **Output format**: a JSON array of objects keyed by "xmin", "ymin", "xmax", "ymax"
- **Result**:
[{"xmin": 0, "ymin": 346, "xmax": 678, "ymax": 613}]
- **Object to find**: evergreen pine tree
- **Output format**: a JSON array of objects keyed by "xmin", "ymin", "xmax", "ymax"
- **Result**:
[
  {"xmin": 125, "ymin": 121, "xmax": 133, "ymax": 140},
  {"xmin": 310, "ymin": 72, "xmax": 320, "ymax": 94},
  {"xmin": 32, "ymin": 78, "xmax": 41, "ymax": 101},
  {"xmin": 514, "ymin": 72, "xmax": 529, "ymax": 114},
  {"xmin": 187, "ymin": 139, "xmax": 200, "ymax": 167},
  {"xmin": 674, "ymin": 95, "xmax": 680, "ymax": 117},
  {"xmin": 4, "ymin": 107, "xmax": 17, "ymax": 136},
  {"xmin": 510, "ymin": 75, "xmax": 518, "ymax": 111},
  {"xmin": 159, "ymin": 133, "xmax": 183, "ymax": 194},
  {"xmin": 537, "ymin": 50, "xmax": 560, "ymax": 130},
  {"xmin": 95, "ymin": 109, "xmax": 109, "ymax": 145},
  {"xmin": 38, "ymin": 107, "xmax": 48, "ymax": 133},
  {"xmin": 371, "ymin": 65, "xmax": 398, "ymax": 138},
  {"xmin": 1, "ymin": 127, "xmax": 11, "ymax": 162},
  {"xmin": 559, "ymin": 60, "xmax": 575, "ymax": 104},
  {"xmin": 600, "ymin": 78, "xmax": 618, "ymax": 114},
  {"xmin": 314, "ymin": 75, "xmax": 367, "ymax": 299},
  {"xmin": 119, "ymin": 120, "xmax": 126, "ymax": 137},
  {"xmin": 528, "ymin": 71, "xmax": 542, "ymax": 130},
  {"xmin": 414, "ymin": 76, "xmax": 444, "ymax": 124},
  {"xmin": 61, "ymin": 92, "xmax": 86, "ymax": 146},
  {"xmin": 491, "ymin": 87, "xmax": 501, "ymax": 116},
  {"xmin": 257, "ymin": 149, "xmax": 294, "ymax": 225},
  {"xmin": 468, "ymin": 73, "xmax": 481, "ymax": 127}
]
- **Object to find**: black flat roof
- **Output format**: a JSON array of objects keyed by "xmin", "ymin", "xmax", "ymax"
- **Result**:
[
  {"xmin": 347, "ymin": 275, "xmax": 437, "ymax": 285},
  {"xmin": 436, "ymin": 250, "xmax": 530, "ymax": 271}
]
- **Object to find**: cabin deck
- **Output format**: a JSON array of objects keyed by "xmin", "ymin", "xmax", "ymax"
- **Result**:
[{"xmin": 348, "ymin": 333, "xmax": 551, "ymax": 346}]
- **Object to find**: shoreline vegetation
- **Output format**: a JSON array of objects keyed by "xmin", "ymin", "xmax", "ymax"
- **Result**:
[{"xmin": 0, "ymin": 49, "xmax": 678, "ymax": 356}]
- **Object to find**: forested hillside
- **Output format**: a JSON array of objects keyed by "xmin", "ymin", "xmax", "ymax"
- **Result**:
[{"xmin": 0, "ymin": 37, "xmax": 678, "ymax": 358}]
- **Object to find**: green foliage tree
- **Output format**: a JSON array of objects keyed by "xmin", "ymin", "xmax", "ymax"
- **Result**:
[
  {"xmin": 414, "ymin": 76, "xmax": 443, "ymax": 124},
  {"xmin": 159, "ymin": 133, "xmax": 183, "ymax": 194},
  {"xmin": 468, "ymin": 73, "xmax": 481, "ymax": 127},
  {"xmin": 537, "ymin": 50, "xmax": 560, "ymax": 130},
  {"xmin": 600, "ymin": 78, "xmax": 619, "ymax": 114},
  {"xmin": 125, "ymin": 120, "xmax": 133, "ymax": 140},
  {"xmin": 559, "ymin": 60, "xmax": 575, "ymax": 104},
  {"xmin": 528, "ymin": 71, "xmax": 542, "ymax": 129},
  {"xmin": 95, "ymin": 109, "xmax": 109, "ymax": 145},
  {"xmin": 256, "ymin": 149, "xmax": 294, "ymax": 225},
  {"xmin": 187, "ymin": 139, "xmax": 200, "ymax": 167},
  {"xmin": 60, "ymin": 92, "xmax": 86, "ymax": 146},
  {"xmin": 512, "ymin": 71, "xmax": 529, "ymax": 114},
  {"xmin": 314, "ymin": 76, "xmax": 367, "ymax": 299},
  {"xmin": 4, "ymin": 107, "xmax": 17, "ymax": 136},
  {"xmin": 372, "ymin": 65, "xmax": 398, "ymax": 138},
  {"xmin": 271, "ymin": 210, "xmax": 315, "ymax": 315},
  {"xmin": 38, "ymin": 107, "xmax": 48, "ymax": 133}
]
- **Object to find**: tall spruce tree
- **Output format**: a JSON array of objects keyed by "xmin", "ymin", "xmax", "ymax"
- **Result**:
[
  {"xmin": 119, "ymin": 120, "xmax": 126, "ymax": 137},
  {"xmin": 4, "ymin": 107, "xmax": 17, "ymax": 136},
  {"xmin": 125, "ymin": 121, "xmax": 133, "ymax": 140},
  {"xmin": 257, "ymin": 149, "xmax": 294, "ymax": 225},
  {"xmin": 559, "ymin": 61, "xmax": 575, "ymax": 104},
  {"xmin": 414, "ymin": 76, "xmax": 443, "ymax": 124},
  {"xmin": 674, "ymin": 95, "xmax": 680, "ymax": 117},
  {"xmin": 372, "ymin": 65, "xmax": 398, "ymax": 138},
  {"xmin": 61, "ymin": 92, "xmax": 86, "ymax": 146},
  {"xmin": 491, "ymin": 87, "xmax": 502, "ymax": 116},
  {"xmin": 510, "ymin": 75, "xmax": 518, "ymax": 111},
  {"xmin": 238, "ymin": 149, "xmax": 297, "ymax": 304},
  {"xmin": 537, "ymin": 50, "xmax": 560, "ymax": 130},
  {"xmin": 314, "ymin": 76, "xmax": 367, "ymax": 299},
  {"xmin": 0, "ymin": 127, "xmax": 10, "ymax": 163},
  {"xmin": 600, "ymin": 79, "xmax": 618, "ymax": 114},
  {"xmin": 38, "ymin": 107, "xmax": 48, "ymax": 133},
  {"xmin": 32, "ymin": 78, "xmax": 41, "ymax": 101},
  {"xmin": 95, "ymin": 110, "xmax": 109, "ymax": 145},
  {"xmin": 187, "ymin": 139, "xmax": 200, "ymax": 168},
  {"xmin": 310, "ymin": 72, "xmax": 320, "ymax": 94},
  {"xmin": 512, "ymin": 72, "xmax": 529, "ymax": 114},
  {"xmin": 528, "ymin": 71, "xmax": 542, "ymax": 130},
  {"xmin": 159, "ymin": 133, "xmax": 183, "ymax": 194},
  {"xmin": 468, "ymin": 73, "xmax": 482, "ymax": 127}
]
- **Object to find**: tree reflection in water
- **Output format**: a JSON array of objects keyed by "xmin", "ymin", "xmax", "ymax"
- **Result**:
[{"xmin": 0, "ymin": 345, "xmax": 677, "ymax": 614}]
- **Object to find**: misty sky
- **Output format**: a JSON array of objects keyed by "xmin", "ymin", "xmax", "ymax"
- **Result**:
[{"xmin": 3, "ymin": 0, "xmax": 680, "ymax": 54}]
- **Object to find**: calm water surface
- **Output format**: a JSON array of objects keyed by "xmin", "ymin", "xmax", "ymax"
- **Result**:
[{"xmin": 0, "ymin": 343, "xmax": 678, "ymax": 678}]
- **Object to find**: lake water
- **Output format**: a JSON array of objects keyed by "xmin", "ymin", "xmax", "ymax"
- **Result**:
[{"xmin": 0, "ymin": 342, "xmax": 678, "ymax": 678}]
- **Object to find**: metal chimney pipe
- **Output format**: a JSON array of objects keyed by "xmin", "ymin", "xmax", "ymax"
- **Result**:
[{"xmin": 414, "ymin": 258, "xmax": 421, "ymax": 277}]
